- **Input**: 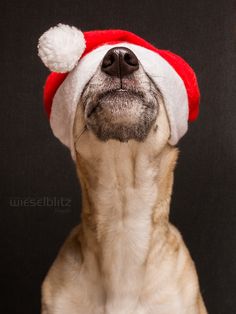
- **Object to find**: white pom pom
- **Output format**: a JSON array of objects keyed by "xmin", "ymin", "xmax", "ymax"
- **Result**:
[{"xmin": 38, "ymin": 23, "xmax": 86, "ymax": 73}]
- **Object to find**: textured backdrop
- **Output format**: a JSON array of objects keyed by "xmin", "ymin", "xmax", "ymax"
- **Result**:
[{"xmin": 1, "ymin": 0, "xmax": 236, "ymax": 313}]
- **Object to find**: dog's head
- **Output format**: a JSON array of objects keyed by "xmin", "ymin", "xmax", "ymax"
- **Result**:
[{"xmin": 38, "ymin": 25, "xmax": 200, "ymax": 160}]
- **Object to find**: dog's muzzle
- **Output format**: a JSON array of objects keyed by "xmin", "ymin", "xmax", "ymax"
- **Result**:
[{"xmin": 81, "ymin": 46, "xmax": 160, "ymax": 143}]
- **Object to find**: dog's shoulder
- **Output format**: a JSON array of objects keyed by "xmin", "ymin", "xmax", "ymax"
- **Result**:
[{"xmin": 41, "ymin": 225, "xmax": 83, "ymax": 309}]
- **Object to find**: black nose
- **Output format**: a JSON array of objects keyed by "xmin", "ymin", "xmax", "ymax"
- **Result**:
[{"xmin": 101, "ymin": 47, "xmax": 139, "ymax": 78}]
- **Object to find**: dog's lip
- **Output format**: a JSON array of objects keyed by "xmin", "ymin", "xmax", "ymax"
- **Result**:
[
  {"xmin": 85, "ymin": 88, "xmax": 136, "ymax": 118},
  {"xmin": 116, "ymin": 88, "xmax": 128, "ymax": 92},
  {"xmin": 98, "ymin": 88, "xmax": 130, "ymax": 99}
]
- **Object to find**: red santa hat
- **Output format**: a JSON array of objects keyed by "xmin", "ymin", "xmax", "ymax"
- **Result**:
[{"xmin": 38, "ymin": 24, "xmax": 200, "ymax": 160}]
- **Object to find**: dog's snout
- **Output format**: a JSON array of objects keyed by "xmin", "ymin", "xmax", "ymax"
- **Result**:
[{"xmin": 101, "ymin": 47, "xmax": 139, "ymax": 78}]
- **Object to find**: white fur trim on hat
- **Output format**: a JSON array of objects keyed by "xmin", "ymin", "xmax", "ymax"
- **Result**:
[
  {"xmin": 38, "ymin": 23, "xmax": 86, "ymax": 73},
  {"xmin": 49, "ymin": 43, "xmax": 188, "ymax": 161}
]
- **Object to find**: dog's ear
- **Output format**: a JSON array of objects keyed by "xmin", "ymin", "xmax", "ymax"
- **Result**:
[{"xmin": 37, "ymin": 23, "xmax": 86, "ymax": 73}]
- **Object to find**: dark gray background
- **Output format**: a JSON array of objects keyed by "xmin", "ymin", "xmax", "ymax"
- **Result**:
[{"xmin": 1, "ymin": 0, "xmax": 236, "ymax": 313}]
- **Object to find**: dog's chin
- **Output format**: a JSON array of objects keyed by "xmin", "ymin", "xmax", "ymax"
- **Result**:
[{"xmin": 85, "ymin": 90, "xmax": 158, "ymax": 142}]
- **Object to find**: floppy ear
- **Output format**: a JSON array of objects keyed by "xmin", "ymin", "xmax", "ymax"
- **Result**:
[{"xmin": 38, "ymin": 23, "xmax": 86, "ymax": 73}]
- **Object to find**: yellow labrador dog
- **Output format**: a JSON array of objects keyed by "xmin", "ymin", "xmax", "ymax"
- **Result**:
[{"xmin": 38, "ymin": 25, "xmax": 207, "ymax": 314}]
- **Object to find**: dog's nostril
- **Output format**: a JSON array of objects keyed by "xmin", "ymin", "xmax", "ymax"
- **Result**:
[
  {"xmin": 101, "ymin": 47, "xmax": 139, "ymax": 78},
  {"xmin": 124, "ymin": 52, "xmax": 138, "ymax": 67},
  {"xmin": 102, "ymin": 54, "xmax": 115, "ymax": 68}
]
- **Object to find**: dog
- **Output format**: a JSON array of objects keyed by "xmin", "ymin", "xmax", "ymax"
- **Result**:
[{"xmin": 38, "ymin": 26, "xmax": 207, "ymax": 314}]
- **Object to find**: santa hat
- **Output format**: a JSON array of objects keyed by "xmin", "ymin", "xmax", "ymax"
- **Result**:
[{"xmin": 38, "ymin": 24, "xmax": 200, "ymax": 160}]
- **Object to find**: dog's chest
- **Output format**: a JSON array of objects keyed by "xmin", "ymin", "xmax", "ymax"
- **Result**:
[{"xmin": 51, "ymin": 230, "xmax": 194, "ymax": 314}]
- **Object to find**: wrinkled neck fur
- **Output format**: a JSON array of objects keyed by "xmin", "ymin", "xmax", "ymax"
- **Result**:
[{"xmin": 75, "ymin": 142, "xmax": 178, "ymax": 243}]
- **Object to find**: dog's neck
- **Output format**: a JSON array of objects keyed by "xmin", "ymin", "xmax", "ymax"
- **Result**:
[
  {"xmin": 76, "ymin": 140, "xmax": 177, "ymax": 232},
  {"xmin": 75, "ymin": 140, "xmax": 178, "ymax": 308},
  {"xmin": 78, "ymin": 141, "xmax": 177, "ymax": 228},
  {"xmin": 77, "ymin": 141, "xmax": 178, "ymax": 313}
]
